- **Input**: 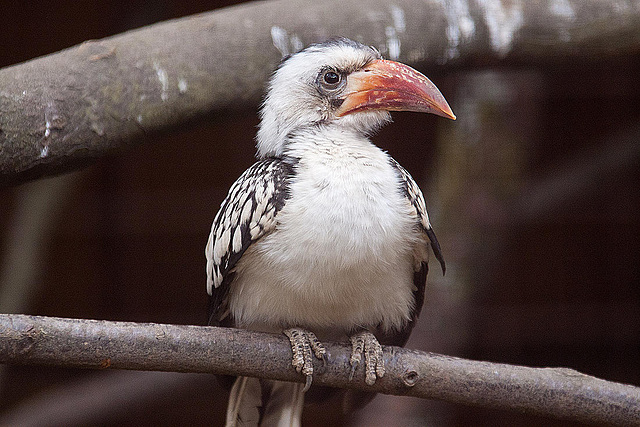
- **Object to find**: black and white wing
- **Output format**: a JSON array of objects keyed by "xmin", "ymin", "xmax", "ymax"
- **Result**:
[
  {"xmin": 390, "ymin": 158, "xmax": 445, "ymax": 273},
  {"xmin": 205, "ymin": 158, "xmax": 294, "ymax": 325},
  {"xmin": 385, "ymin": 158, "xmax": 446, "ymax": 346}
]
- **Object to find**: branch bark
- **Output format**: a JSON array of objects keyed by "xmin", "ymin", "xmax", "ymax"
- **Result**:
[
  {"xmin": 0, "ymin": 314, "xmax": 638, "ymax": 426},
  {"xmin": 2, "ymin": 0, "xmax": 640, "ymax": 185}
]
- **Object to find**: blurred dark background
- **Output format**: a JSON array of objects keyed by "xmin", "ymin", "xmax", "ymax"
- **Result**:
[{"xmin": 1, "ymin": 1, "xmax": 639, "ymax": 426}]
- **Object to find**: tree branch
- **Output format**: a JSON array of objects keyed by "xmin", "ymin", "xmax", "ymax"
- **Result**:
[
  {"xmin": 2, "ymin": 0, "xmax": 640, "ymax": 185},
  {"xmin": 0, "ymin": 314, "xmax": 638, "ymax": 426}
]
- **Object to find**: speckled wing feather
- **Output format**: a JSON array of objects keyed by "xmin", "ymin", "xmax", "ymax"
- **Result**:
[
  {"xmin": 389, "ymin": 158, "xmax": 445, "ymax": 273},
  {"xmin": 383, "ymin": 158, "xmax": 446, "ymax": 346},
  {"xmin": 206, "ymin": 158, "xmax": 294, "ymax": 325}
]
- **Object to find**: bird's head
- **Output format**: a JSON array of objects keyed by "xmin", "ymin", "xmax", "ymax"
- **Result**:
[{"xmin": 256, "ymin": 38, "xmax": 456, "ymax": 158}]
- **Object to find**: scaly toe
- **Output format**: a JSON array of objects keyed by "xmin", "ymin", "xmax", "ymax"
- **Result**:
[
  {"xmin": 349, "ymin": 331, "xmax": 385, "ymax": 386},
  {"xmin": 284, "ymin": 328, "xmax": 326, "ymax": 392}
]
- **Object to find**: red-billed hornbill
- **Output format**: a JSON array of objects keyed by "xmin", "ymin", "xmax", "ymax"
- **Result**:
[{"xmin": 206, "ymin": 37, "xmax": 455, "ymax": 426}]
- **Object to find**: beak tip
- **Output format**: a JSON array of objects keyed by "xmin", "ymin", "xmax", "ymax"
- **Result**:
[{"xmin": 438, "ymin": 108, "xmax": 456, "ymax": 121}]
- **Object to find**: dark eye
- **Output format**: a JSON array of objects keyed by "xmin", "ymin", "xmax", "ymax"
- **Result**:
[
  {"xmin": 318, "ymin": 69, "xmax": 343, "ymax": 91},
  {"xmin": 323, "ymin": 71, "xmax": 340, "ymax": 85}
]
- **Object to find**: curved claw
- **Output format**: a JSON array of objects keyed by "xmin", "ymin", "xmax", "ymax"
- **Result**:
[
  {"xmin": 284, "ymin": 328, "xmax": 326, "ymax": 392},
  {"xmin": 348, "ymin": 360, "xmax": 359, "ymax": 381},
  {"xmin": 303, "ymin": 374, "xmax": 313, "ymax": 393}
]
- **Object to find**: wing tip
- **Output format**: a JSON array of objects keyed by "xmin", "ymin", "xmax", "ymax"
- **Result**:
[{"xmin": 425, "ymin": 227, "xmax": 446, "ymax": 276}]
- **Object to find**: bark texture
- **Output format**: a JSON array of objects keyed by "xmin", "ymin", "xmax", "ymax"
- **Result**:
[
  {"xmin": 1, "ymin": 314, "xmax": 639, "ymax": 426},
  {"xmin": 2, "ymin": 0, "xmax": 640, "ymax": 184}
]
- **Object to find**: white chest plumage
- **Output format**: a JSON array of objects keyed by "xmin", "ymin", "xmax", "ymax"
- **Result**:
[{"xmin": 229, "ymin": 131, "xmax": 422, "ymax": 335}]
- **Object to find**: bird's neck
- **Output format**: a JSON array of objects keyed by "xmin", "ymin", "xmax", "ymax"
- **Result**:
[
  {"xmin": 280, "ymin": 123, "xmax": 379, "ymax": 162},
  {"xmin": 257, "ymin": 110, "xmax": 391, "ymax": 159}
]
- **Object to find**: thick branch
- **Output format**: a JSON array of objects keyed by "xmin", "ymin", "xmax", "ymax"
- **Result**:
[
  {"xmin": 0, "ymin": 314, "xmax": 638, "ymax": 426},
  {"xmin": 2, "ymin": 0, "xmax": 640, "ymax": 185}
]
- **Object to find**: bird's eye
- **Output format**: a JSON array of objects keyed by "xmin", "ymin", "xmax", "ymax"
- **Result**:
[
  {"xmin": 323, "ymin": 71, "xmax": 340, "ymax": 85},
  {"xmin": 319, "ymin": 69, "xmax": 343, "ymax": 91}
]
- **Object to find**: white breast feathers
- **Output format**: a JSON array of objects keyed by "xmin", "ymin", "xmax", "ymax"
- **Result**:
[{"xmin": 229, "ymin": 127, "xmax": 425, "ymax": 336}]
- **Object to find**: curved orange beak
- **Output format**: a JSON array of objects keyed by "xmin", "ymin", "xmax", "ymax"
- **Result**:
[{"xmin": 336, "ymin": 59, "xmax": 456, "ymax": 120}]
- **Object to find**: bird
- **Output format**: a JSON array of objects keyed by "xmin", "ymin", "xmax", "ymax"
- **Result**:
[{"xmin": 205, "ymin": 37, "xmax": 455, "ymax": 426}]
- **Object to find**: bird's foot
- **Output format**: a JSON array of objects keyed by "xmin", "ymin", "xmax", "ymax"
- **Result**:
[
  {"xmin": 349, "ymin": 331, "xmax": 385, "ymax": 386},
  {"xmin": 284, "ymin": 328, "xmax": 327, "ymax": 392}
]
